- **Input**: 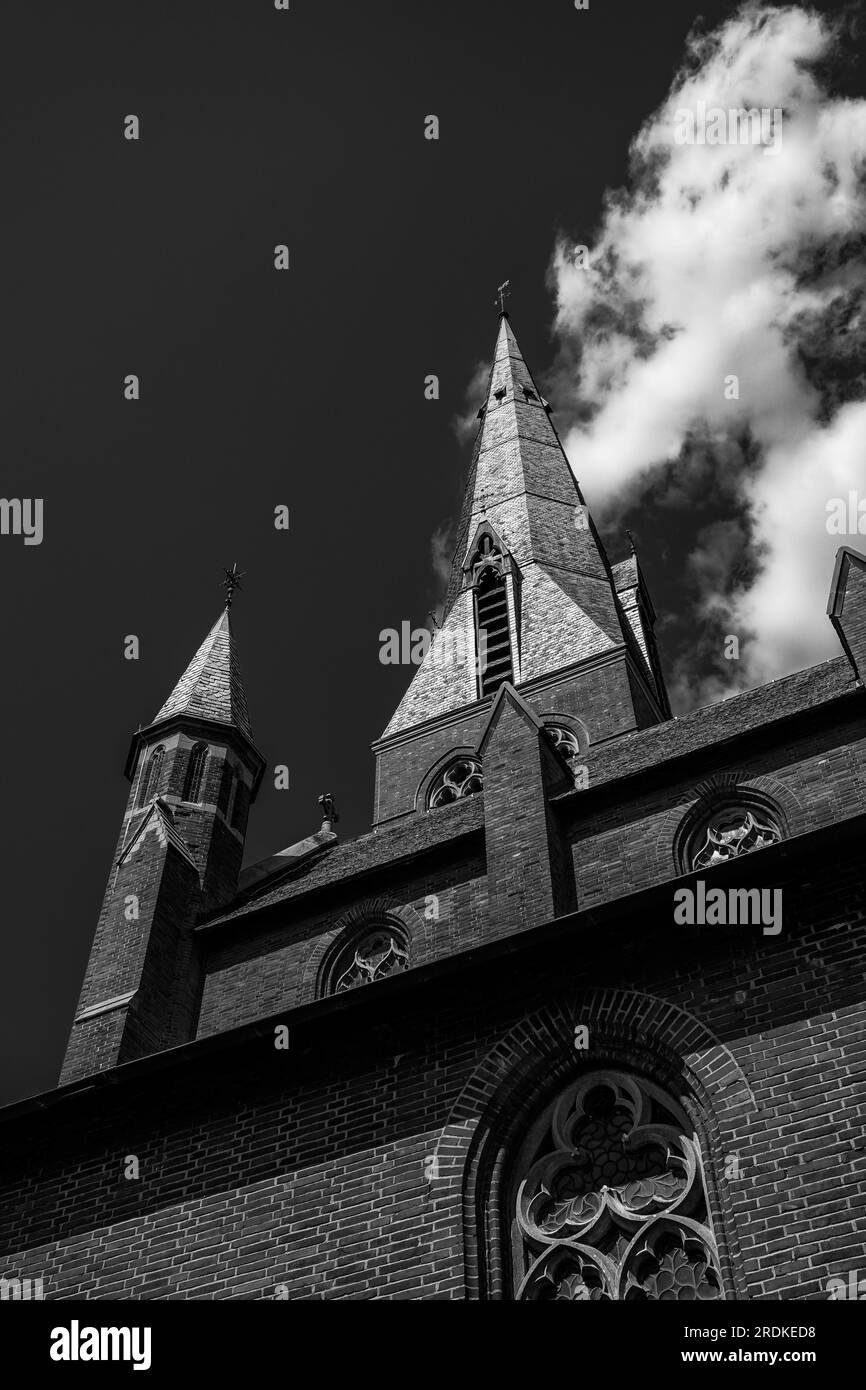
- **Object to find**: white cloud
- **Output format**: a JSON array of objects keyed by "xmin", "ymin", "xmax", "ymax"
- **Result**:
[{"xmin": 550, "ymin": 3, "xmax": 866, "ymax": 705}]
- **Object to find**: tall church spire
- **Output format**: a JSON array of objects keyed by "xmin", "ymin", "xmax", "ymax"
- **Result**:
[
  {"xmin": 441, "ymin": 313, "xmax": 621, "ymax": 633},
  {"xmin": 373, "ymin": 304, "xmax": 669, "ymax": 826},
  {"xmin": 382, "ymin": 313, "xmax": 655, "ymax": 740}
]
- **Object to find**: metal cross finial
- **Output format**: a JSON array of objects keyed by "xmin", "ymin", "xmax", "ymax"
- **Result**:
[
  {"xmin": 223, "ymin": 562, "xmax": 245, "ymax": 609},
  {"xmin": 494, "ymin": 279, "xmax": 511, "ymax": 316}
]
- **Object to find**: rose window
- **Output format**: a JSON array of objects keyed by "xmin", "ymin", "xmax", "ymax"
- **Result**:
[
  {"xmin": 333, "ymin": 929, "xmax": 408, "ymax": 994},
  {"xmin": 429, "ymin": 757, "xmax": 483, "ymax": 809},
  {"xmin": 512, "ymin": 1071, "xmax": 723, "ymax": 1301},
  {"xmin": 691, "ymin": 808, "xmax": 780, "ymax": 872}
]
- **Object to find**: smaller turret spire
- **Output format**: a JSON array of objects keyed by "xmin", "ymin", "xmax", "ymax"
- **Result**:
[{"xmin": 153, "ymin": 608, "xmax": 253, "ymax": 740}]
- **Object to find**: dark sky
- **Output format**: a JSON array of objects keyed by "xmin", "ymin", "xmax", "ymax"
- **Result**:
[{"xmin": 0, "ymin": 0, "xmax": 857, "ymax": 1106}]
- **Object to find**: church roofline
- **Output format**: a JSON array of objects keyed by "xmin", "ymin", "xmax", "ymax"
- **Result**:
[
  {"xmin": 236, "ymin": 827, "xmax": 338, "ymax": 901},
  {"xmin": 200, "ymin": 655, "xmax": 856, "ymax": 938},
  {"xmin": 198, "ymin": 802, "xmax": 485, "ymax": 934},
  {"xmin": 5, "ymin": 807, "xmax": 864, "ymax": 1131},
  {"xmin": 552, "ymin": 656, "xmax": 859, "ymax": 808}
]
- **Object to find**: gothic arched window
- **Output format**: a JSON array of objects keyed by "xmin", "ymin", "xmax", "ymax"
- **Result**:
[
  {"xmin": 511, "ymin": 1070, "xmax": 723, "ymax": 1301},
  {"xmin": 137, "ymin": 746, "xmax": 164, "ymax": 807},
  {"xmin": 428, "ymin": 756, "xmax": 483, "ymax": 809},
  {"xmin": 329, "ymin": 926, "xmax": 409, "ymax": 994},
  {"xmin": 182, "ymin": 742, "xmax": 208, "ymax": 803},
  {"xmin": 690, "ymin": 806, "xmax": 780, "ymax": 872}
]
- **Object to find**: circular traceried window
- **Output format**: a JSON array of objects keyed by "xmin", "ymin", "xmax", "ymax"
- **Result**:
[
  {"xmin": 332, "ymin": 928, "xmax": 408, "ymax": 994},
  {"xmin": 690, "ymin": 807, "xmax": 780, "ymax": 872},
  {"xmin": 429, "ymin": 757, "xmax": 483, "ymax": 809}
]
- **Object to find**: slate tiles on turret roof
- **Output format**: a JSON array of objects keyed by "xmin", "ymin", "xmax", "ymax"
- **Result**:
[{"xmin": 154, "ymin": 610, "xmax": 253, "ymax": 740}]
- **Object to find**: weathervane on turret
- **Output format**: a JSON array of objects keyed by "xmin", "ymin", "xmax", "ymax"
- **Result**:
[
  {"xmin": 222, "ymin": 562, "xmax": 245, "ymax": 609},
  {"xmin": 494, "ymin": 279, "xmax": 511, "ymax": 317}
]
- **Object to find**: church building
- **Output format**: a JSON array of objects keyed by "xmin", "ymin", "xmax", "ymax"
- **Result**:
[{"xmin": 1, "ymin": 311, "xmax": 865, "ymax": 1300}]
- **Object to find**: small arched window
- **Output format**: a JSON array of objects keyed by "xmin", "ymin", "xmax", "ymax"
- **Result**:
[
  {"xmin": 690, "ymin": 806, "xmax": 780, "ymax": 872},
  {"xmin": 510, "ymin": 1070, "xmax": 723, "ymax": 1301},
  {"xmin": 329, "ymin": 926, "xmax": 409, "ymax": 994},
  {"xmin": 428, "ymin": 756, "xmax": 483, "ymax": 809},
  {"xmin": 182, "ymin": 742, "xmax": 208, "ymax": 803},
  {"xmin": 137, "ymin": 746, "xmax": 164, "ymax": 807}
]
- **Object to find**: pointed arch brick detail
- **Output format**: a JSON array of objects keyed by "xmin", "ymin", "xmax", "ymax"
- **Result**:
[{"xmin": 426, "ymin": 988, "xmax": 755, "ymax": 1299}]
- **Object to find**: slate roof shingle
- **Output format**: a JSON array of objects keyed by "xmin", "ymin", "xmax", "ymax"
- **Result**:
[{"xmin": 155, "ymin": 610, "xmax": 252, "ymax": 740}]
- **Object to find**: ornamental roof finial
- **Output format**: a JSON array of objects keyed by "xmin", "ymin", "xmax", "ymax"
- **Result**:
[{"xmin": 223, "ymin": 562, "xmax": 245, "ymax": 609}]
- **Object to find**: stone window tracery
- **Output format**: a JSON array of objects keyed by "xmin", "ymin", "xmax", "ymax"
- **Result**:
[
  {"xmin": 428, "ymin": 757, "xmax": 483, "ymax": 809},
  {"xmin": 544, "ymin": 724, "xmax": 582, "ymax": 770},
  {"xmin": 690, "ymin": 807, "xmax": 780, "ymax": 872},
  {"xmin": 511, "ymin": 1070, "xmax": 723, "ymax": 1301},
  {"xmin": 331, "ymin": 927, "xmax": 408, "ymax": 993}
]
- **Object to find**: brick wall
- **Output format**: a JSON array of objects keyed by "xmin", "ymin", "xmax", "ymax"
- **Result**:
[
  {"xmin": 197, "ymin": 838, "xmax": 487, "ymax": 1036},
  {"xmin": 11, "ymin": 583, "xmax": 865, "ymax": 1299},
  {"xmin": 374, "ymin": 651, "xmax": 651, "ymax": 825},
  {"xmin": 2, "ymin": 838, "xmax": 864, "ymax": 1300},
  {"xmin": 566, "ymin": 712, "xmax": 866, "ymax": 910},
  {"xmin": 197, "ymin": 688, "xmax": 865, "ymax": 1042}
]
